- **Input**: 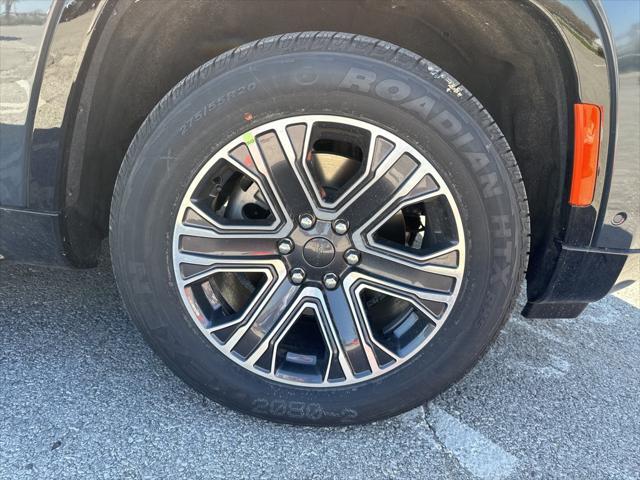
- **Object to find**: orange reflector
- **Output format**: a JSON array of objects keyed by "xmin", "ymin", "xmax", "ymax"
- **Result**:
[{"xmin": 569, "ymin": 103, "xmax": 602, "ymax": 206}]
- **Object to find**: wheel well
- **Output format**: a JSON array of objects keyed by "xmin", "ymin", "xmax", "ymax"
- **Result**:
[{"xmin": 63, "ymin": 0, "xmax": 577, "ymax": 293}]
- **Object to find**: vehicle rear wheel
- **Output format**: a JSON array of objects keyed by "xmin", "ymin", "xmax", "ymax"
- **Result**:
[{"xmin": 110, "ymin": 32, "xmax": 529, "ymax": 425}]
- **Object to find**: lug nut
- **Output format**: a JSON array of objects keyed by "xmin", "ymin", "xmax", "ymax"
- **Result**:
[
  {"xmin": 323, "ymin": 273, "xmax": 339, "ymax": 290},
  {"xmin": 299, "ymin": 213, "xmax": 316, "ymax": 230},
  {"xmin": 332, "ymin": 219, "xmax": 349, "ymax": 235},
  {"xmin": 290, "ymin": 268, "xmax": 306, "ymax": 284},
  {"xmin": 344, "ymin": 249, "xmax": 360, "ymax": 265},
  {"xmin": 278, "ymin": 238, "xmax": 294, "ymax": 255}
]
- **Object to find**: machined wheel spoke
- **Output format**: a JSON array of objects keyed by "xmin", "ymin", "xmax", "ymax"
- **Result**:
[
  {"xmin": 243, "ymin": 290, "xmax": 339, "ymax": 383},
  {"xmin": 175, "ymin": 223, "xmax": 282, "ymax": 285},
  {"xmin": 222, "ymin": 277, "xmax": 301, "ymax": 357},
  {"xmin": 181, "ymin": 161, "xmax": 287, "ymax": 234},
  {"xmin": 341, "ymin": 149, "xmax": 436, "ymax": 231},
  {"xmin": 246, "ymin": 129, "xmax": 316, "ymax": 221},
  {"xmin": 175, "ymin": 250, "xmax": 283, "ymax": 285},
  {"xmin": 324, "ymin": 285, "xmax": 379, "ymax": 377},
  {"xmin": 291, "ymin": 121, "xmax": 396, "ymax": 214},
  {"xmin": 177, "ymin": 230, "xmax": 279, "ymax": 258},
  {"xmin": 355, "ymin": 252, "xmax": 457, "ymax": 312}
]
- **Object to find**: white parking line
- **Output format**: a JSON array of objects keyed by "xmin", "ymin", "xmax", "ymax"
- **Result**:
[
  {"xmin": 0, "ymin": 79, "xmax": 30, "ymax": 115},
  {"xmin": 508, "ymin": 316, "xmax": 574, "ymax": 346},
  {"xmin": 425, "ymin": 404, "xmax": 518, "ymax": 480}
]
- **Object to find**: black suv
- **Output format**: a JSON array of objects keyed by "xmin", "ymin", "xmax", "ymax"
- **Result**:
[{"xmin": 1, "ymin": 0, "xmax": 638, "ymax": 425}]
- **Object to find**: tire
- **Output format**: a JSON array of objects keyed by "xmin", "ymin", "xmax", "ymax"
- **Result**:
[{"xmin": 110, "ymin": 32, "xmax": 529, "ymax": 426}]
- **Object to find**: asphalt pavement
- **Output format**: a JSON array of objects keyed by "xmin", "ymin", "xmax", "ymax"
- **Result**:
[{"xmin": 1, "ymin": 256, "xmax": 639, "ymax": 480}]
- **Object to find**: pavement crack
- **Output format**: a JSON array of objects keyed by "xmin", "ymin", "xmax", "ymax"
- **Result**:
[
  {"xmin": 421, "ymin": 404, "xmax": 470, "ymax": 477},
  {"xmin": 421, "ymin": 404, "xmax": 447, "ymax": 453}
]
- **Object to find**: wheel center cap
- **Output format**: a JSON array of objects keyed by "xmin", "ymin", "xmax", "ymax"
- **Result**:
[{"xmin": 303, "ymin": 237, "xmax": 336, "ymax": 268}]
